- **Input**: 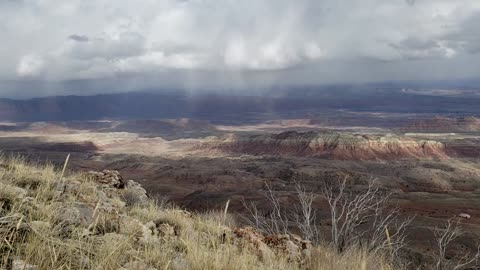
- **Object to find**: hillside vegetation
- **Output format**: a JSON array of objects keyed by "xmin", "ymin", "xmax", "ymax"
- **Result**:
[{"xmin": 0, "ymin": 157, "xmax": 398, "ymax": 270}]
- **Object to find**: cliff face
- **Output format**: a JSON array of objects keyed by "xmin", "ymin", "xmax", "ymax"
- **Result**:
[{"xmin": 201, "ymin": 131, "xmax": 448, "ymax": 160}]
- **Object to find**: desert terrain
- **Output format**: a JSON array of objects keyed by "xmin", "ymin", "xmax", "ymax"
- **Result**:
[
  {"xmin": 1, "ymin": 88, "xmax": 480, "ymax": 266},
  {"xmin": 0, "ymin": 119, "xmax": 479, "ymax": 262},
  {"xmin": 5, "ymin": 1, "xmax": 480, "ymax": 268}
]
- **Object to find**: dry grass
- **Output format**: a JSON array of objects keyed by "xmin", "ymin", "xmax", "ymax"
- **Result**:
[{"xmin": 0, "ymin": 156, "xmax": 400, "ymax": 270}]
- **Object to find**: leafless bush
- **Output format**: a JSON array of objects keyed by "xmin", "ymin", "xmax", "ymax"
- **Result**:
[
  {"xmin": 242, "ymin": 181, "xmax": 323, "ymax": 242},
  {"xmin": 243, "ymin": 176, "xmax": 412, "ymax": 263},
  {"xmin": 321, "ymin": 176, "xmax": 412, "ymax": 256},
  {"xmin": 293, "ymin": 183, "xmax": 321, "ymax": 243},
  {"xmin": 432, "ymin": 219, "xmax": 480, "ymax": 270},
  {"xmin": 242, "ymin": 182, "xmax": 289, "ymax": 235}
]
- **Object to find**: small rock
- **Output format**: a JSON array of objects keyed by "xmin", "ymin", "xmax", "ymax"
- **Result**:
[
  {"xmin": 52, "ymin": 181, "xmax": 66, "ymax": 197},
  {"xmin": 93, "ymin": 189, "xmax": 125, "ymax": 213},
  {"xmin": 30, "ymin": 220, "xmax": 51, "ymax": 232},
  {"xmin": 157, "ymin": 223, "xmax": 175, "ymax": 236},
  {"xmin": 140, "ymin": 223, "xmax": 159, "ymax": 244},
  {"xmin": 78, "ymin": 255, "xmax": 91, "ymax": 269},
  {"xmin": 121, "ymin": 180, "xmax": 149, "ymax": 206},
  {"xmin": 285, "ymin": 240, "xmax": 301, "ymax": 260},
  {"xmin": 170, "ymin": 256, "xmax": 190, "ymax": 270},
  {"xmin": 1, "ymin": 184, "xmax": 28, "ymax": 200},
  {"xmin": 120, "ymin": 261, "xmax": 157, "ymax": 270},
  {"xmin": 154, "ymin": 217, "xmax": 182, "ymax": 236},
  {"xmin": 100, "ymin": 232, "xmax": 128, "ymax": 244},
  {"xmin": 118, "ymin": 216, "xmax": 154, "ymax": 241},
  {"xmin": 65, "ymin": 180, "xmax": 81, "ymax": 192},
  {"xmin": 12, "ymin": 259, "xmax": 37, "ymax": 270},
  {"xmin": 55, "ymin": 203, "xmax": 94, "ymax": 227}
]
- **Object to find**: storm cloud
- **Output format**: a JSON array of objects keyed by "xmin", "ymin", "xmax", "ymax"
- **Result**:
[{"xmin": 1, "ymin": 0, "xmax": 480, "ymax": 95}]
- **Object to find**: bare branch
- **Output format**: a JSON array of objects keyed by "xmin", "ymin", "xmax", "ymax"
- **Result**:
[
  {"xmin": 432, "ymin": 219, "xmax": 480, "ymax": 270},
  {"xmin": 294, "ymin": 183, "xmax": 320, "ymax": 243},
  {"xmin": 241, "ymin": 182, "xmax": 289, "ymax": 235},
  {"xmin": 321, "ymin": 176, "xmax": 412, "ymax": 257}
]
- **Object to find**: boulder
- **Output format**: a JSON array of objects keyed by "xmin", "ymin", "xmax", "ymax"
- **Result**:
[
  {"xmin": 233, "ymin": 227, "xmax": 273, "ymax": 259},
  {"xmin": 285, "ymin": 240, "xmax": 301, "ymax": 261},
  {"xmin": 54, "ymin": 203, "xmax": 94, "ymax": 227},
  {"xmin": 121, "ymin": 180, "xmax": 149, "ymax": 206},
  {"xmin": 87, "ymin": 170, "xmax": 149, "ymax": 207},
  {"xmin": 88, "ymin": 170, "xmax": 126, "ymax": 189},
  {"xmin": 140, "ymin": 222, "xmax": 159, "ymax": 244}
]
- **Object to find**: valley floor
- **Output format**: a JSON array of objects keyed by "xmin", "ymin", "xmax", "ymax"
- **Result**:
[{"xmin": 0, "ymin": 118, "xmax": 480, "ymax": 268}]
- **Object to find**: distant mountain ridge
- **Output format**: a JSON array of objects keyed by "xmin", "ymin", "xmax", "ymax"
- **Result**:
[{"xmin": 1, "ymin": 87, "xmax": 480, "ymax": 122}]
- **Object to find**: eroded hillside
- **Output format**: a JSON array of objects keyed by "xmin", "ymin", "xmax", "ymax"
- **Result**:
[
  {"xmin": 0, "ymin": 158, "xmax": 399, "ymax": 270},
  {"xmin": 201, "ymin": 131, "xmax": 449, "ymax": 160}
]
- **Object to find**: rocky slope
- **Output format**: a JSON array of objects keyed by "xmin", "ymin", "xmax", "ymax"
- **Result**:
[
  {"xmin": 201, "ymin": 131, "xmax": 448, "ymax": 160},
  {"xmin": 0, "ymin": 158, "xmax": 395, "ymax": 270}
]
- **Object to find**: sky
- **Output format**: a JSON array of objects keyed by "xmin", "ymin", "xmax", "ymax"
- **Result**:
[{"xmin": 1, "ymin": 0, "xmax": 480, "ymax": 97}]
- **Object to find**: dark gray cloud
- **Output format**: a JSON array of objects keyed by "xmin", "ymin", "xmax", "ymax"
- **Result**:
[
  {"xmin": 69, "ymin": 35, "xmax": 89, "ymax": 42},
  {"xmin": 69, "ymin": 32, "xmax": 146, "ymax": 60},
  {"xmin": 0, "ymin": 0, "xmax": 479, "ymax": 95},
  {"xmin": 405, "ymin": 0, "xmax": 416, "ymax": 6}
]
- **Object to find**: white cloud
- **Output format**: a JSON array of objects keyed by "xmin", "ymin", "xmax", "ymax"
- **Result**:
[
  {"xmin": 1, "ymin": 0, "xmax": 480, "ymax": 82},
  {"xmin": 16, "ymin": 54, "xmax": 45, "ymax": 77}
]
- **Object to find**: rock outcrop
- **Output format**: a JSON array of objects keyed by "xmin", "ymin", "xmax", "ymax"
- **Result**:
[
  {"xmin": 88, "ymin": 170, "xmax": 126, "ymax": 188},
  {"xmin": 233, "ymin": 227, "xmax": 314, "ymax": 263},
  {"xmin": 0, "ymin": 168, "xmax": 160, "ymax": 269},
  {"xmin": 201, "ymin": 131, "xmax": 448, "ymax": 160}
]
